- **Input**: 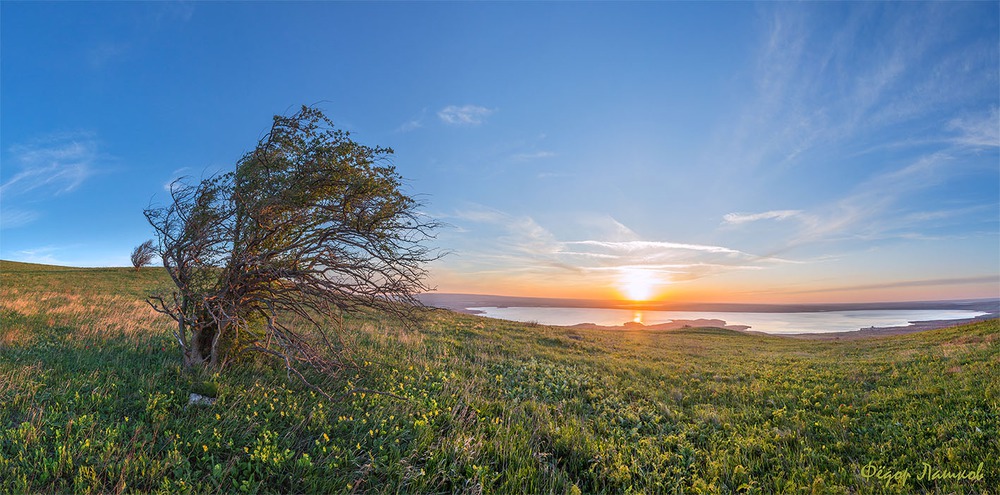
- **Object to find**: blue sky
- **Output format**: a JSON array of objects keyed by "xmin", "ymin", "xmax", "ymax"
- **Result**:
[{"xmin": 2, "ymin": 2, "xmax": 998, "ymax": 303}]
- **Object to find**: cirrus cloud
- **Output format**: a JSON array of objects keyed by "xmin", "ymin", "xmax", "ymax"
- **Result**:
[
  {"xmin": 2, "ymin": 133, "xmax": 100, "ymax": 197},
  {"xmin": 723, "ymin": 210, "xmax": 804, "ymax": 225},
  {"xmin": 947, "ymin": 107, "xmax": 1000, "ymax": 148},
  {"xmin": 438, "ymin": 104, "xmax": 495, "ymax": 126},
  {"xmin": 436, "ymin": 205, "xmax": 789, "ymax": 295}
]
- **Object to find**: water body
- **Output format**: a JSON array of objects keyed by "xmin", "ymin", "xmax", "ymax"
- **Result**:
[{"xmin": 467, "ymin": 307, "xmax": 990, "ymax": 335}]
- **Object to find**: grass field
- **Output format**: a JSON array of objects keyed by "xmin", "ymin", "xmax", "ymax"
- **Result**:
[{"xmin": 1, "ymin": 260, "xmax": 997, "ymax": 494}]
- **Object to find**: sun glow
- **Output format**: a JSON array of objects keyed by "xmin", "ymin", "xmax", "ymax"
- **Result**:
[{"xmin": 618, "ymin": 268, "xmax": 659, "ymax": 301}]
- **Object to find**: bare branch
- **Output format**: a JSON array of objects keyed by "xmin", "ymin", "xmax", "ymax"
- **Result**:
[
  {"xmin": 144, "ymin": 105, "xmax": 440, "ymax": 397},
  {"xmin": 130, "ymin": 239, "xmax": 156, "ymax": 271}
]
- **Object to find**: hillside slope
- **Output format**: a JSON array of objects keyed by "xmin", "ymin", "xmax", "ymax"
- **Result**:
[{"xmin": 1, "ymin": 262, "xmax": 997, "ymax": 493}]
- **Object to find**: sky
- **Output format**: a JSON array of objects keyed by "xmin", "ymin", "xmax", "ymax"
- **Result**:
[{"xmin": 2, "ymin": 2, "xmax": 998, "ymax": 304}]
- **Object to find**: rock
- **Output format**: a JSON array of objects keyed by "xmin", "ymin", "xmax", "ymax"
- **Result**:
[{"xmin": 188, "ymin": 393, "xmax": 217, "ymax": 407}]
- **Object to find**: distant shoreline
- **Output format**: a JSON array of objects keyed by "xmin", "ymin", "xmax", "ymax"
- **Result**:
[
  {"xmin": 418, "ymin": 292, "xmax": 999, "ymax": 315},
  {"xmin": 781, "ymin": 314, "xmax": 999, "ymax": 340},
  {"xmin": 482, "ymin": 313, "xmax": 998, "ymax": 340},
  {"xmin": 419, "ymin": 292, "xmax": 999, "ymax": 338}
]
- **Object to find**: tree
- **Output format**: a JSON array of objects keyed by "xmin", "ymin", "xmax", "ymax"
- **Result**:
[
  {"xmin": 144, "ymin": 106, "xmax": 439, "ymax": 393},
  {"xmin": 130, "ymin": 239, "xmax": 156, "ymax": 271}
]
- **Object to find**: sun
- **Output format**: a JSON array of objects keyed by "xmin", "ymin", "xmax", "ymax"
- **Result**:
[{"xmin": 618, "ymin": 268, "xmax": 658, "ymax": 302}]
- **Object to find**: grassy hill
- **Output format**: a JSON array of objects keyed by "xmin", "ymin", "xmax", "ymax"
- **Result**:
[{"xmin": 1, "ymin": 261, "xmax": 996, "ymax": 493}]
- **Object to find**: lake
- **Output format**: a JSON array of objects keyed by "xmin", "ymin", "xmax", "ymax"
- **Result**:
[{"xmin": 467, "ymin": 306, "xmax": 990, "ymax": 334}]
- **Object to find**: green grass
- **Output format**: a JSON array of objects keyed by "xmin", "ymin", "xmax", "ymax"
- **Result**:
[{"xmin": 1, "ymin": 260, "xmax": 997, "ymax": 494}]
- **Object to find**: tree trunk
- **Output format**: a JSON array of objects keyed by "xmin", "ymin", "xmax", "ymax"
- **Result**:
[{"xmin": 181, "ymin": 306, "xmax": 219, "ymax": 368}]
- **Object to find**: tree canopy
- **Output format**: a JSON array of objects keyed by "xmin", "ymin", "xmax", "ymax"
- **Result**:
[
  {"xmin": 145, "ymin": 106, "xmax": 439, "ymax": 392},
  {"xmin": 130, "ymin": 239, "xmax": 156, "ymax": 271}
]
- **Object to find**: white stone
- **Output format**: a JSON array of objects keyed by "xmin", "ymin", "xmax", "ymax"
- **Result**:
[{"xmin": 188, "ymin": 393, "xmax": 217, "ymax": 407}]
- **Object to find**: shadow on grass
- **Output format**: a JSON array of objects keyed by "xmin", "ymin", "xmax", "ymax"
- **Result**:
[{"xmin": 0, "ymin": 309, "xmax": 187, "ymax": 424}]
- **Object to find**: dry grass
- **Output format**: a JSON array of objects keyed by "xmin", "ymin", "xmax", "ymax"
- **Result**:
[{"xmin": 1, "ymin": 287, "xmax": 167, "ymax": 342}]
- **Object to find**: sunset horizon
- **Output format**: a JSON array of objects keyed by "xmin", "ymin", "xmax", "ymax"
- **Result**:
[
  {"xmin": 2, "ymin": 3, "xmax": 998, "ymax": 492},
  {"xmin": 3, "ymin": 2, "xmax": 998, "ymax": 309},
  {"xmin": 419, "ymin": 286, "xmax": 1000, "ymax": 308}
]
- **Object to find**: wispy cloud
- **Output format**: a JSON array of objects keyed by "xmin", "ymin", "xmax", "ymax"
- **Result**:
[
  {"xmin": 8, "ymin": 244, "xmax": 124, "ymax": 267},
  {"xmin": 710, "ymin": 4, "xmax": 998, "ymax": 260},
  {"xmin": 784, "ymin": 275, "xmax": 998, "ymax": 295},
  {"xmin": 82, "ymin": 3, "xmax": 194, "ymax": 71},
  {"xmin": 790, "ymin": 151, "xmax": 956, "ymax": 246},
  {"xmin": 903, "ymin": 204, "xmax": 997, "ymax": 224},
  {"xmin": 438, "ymin": 105, "xmax": 495, "ymax": 126},
  {"xmin": 948, "ymin": 108, "xmax": 1000, "ymax": 148},
  {"xmin": 2, "ymin": 133, "xmax": 100, "ymax": 197},
  {"xmin": 163, "ymin": 167, "xmax": 192, "ymax": 192},
  {"xmin": 0, "ymin": 209, "xmax": 41, "ymax": 230},
  {"xmin": 395, "ymin": 109, "xmax": 427, "ymax": 133},
  {"xmin": 537, "ymin": 172, "xmax": 574, "ymax": 180},
  {"xmin": 723, "ymin": 210, "xmax": 804, "ymax": 225},
  {"xmin": 577, "ymin": 215, "xmax": 641, "ymax": 242},
  {"xmin": 14, "ymin": 246, "xmax": 69, "ymax": 266},
  {"xmin": 717, "ymin": 3, "xmax": 997, "ymax": 179},
  {"xmin": 566, "ymin": 240, "xmax": 745, "ymax": 256},
  {"xmin": 151, "ymin": 2, "xmax": 195, "ymax": 25},
  {"xmin": 512, "ymin": 151, "xmax": 556, "ymax": 161},
  {"xmin": 396, "ymin": 119, "xmax": 423, "ymax": 133},
  {"xmin": 88, "ymin": 41, "xmax": 131, "ymax": 69},
  {"xmin": 437, "ymin": 205, "xmax": 789, "ymax": 294},
  {"xmin": 737, "ymin": 145, "xmax": 996, "ymax": 261},
  {"xmin": 449, "ymin": 205, "xmax": 511, "ymax": 225}
]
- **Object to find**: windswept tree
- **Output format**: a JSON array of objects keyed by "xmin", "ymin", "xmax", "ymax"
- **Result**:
[
  {"xmin": 145, "ymin": 106, "xmax": 439, "ymax": 391},
  {"xmin": 130, "ymin": 239, "xmax": 156, "ymax": 271}
]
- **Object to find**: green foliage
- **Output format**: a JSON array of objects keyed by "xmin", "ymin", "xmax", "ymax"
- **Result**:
[
  {"xmin": 1, "ymin": 262, "xmax": 998, "ymax": 493},
  {"xmin": 145, "ymin": 106, "xmax": 438, "ymax": 374}
]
